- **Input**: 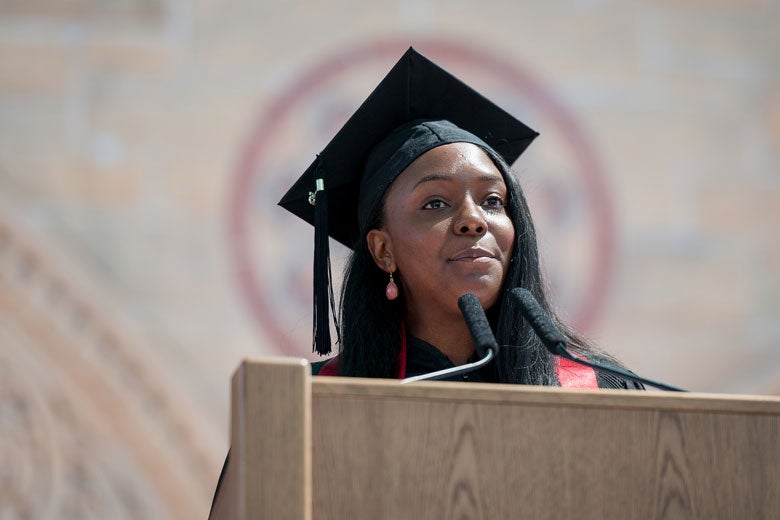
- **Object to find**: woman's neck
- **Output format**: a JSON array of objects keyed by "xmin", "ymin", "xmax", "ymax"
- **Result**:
[{"xmin": 405, "ymin": 305, "xmax": 475, "ymax": 366}]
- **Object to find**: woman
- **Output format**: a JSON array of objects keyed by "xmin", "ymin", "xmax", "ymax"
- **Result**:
[
  {"xmin": 280, "ymin": 48, "xmax": 641, "ymax": 389},
  {"xmin": 211, "ymin": 47, "xmax": 641, "ymax": 519}
]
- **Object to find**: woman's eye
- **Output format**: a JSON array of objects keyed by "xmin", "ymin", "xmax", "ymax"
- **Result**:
[
  {"xmin": 482, "ymin": 196, "xmax": 505, "ymax": 209},
  {"xmin": 423, "ymin": 199, "xmax": 447, "ymax": 210}
]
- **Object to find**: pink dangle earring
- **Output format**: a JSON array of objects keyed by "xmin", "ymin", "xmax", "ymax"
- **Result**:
[{"xmin": 386, "ymin": 271, "xmax": 398, "ymax": 300}]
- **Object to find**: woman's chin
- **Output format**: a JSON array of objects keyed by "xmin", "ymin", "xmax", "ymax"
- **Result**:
[{"xmin": 450, "ymin": 282, "xmax": 503, "ymax": 310}]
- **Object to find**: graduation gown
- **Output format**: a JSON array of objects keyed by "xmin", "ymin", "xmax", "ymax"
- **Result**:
[{"xmin": 312, "ymin": 335, "xmax": 644, "ymax": 390}]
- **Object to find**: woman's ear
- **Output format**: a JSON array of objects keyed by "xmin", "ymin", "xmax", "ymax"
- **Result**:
[{"xmin": 366, "ymin": 229, "xmax": 396, "ymax": 273}]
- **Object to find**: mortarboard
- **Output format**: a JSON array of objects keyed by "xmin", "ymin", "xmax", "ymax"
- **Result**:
[{"xmin": 278, "ymin": 47, "xmax": 539, "ymax": 355}]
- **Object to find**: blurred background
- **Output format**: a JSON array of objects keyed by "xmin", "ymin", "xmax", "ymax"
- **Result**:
[{"xmin": 1, "ymin": 0, "xmax": 778, "ymax": 517}]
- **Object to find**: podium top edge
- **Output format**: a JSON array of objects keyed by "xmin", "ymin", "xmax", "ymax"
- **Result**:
[
  {"xmin": 239, "ymin": 356, "xmax": 310, "ymax": 367},
  {"xmin": 310, "ymin": 376, "xmax": 780, "ymax": 416},
  {"xmin": 232, "ymin": 358, "xmax": 780, "ymax": 415}
]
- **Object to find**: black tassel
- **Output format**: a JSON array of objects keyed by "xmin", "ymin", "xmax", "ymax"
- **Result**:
[{"xmin": 311, "ymin": 165, "xmax": 340, "ymax": 355}]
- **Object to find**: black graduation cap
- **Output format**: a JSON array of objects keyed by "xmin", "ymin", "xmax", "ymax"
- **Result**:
[{"xmin": 278, "ymin": 47, "xmax": 539, "ymax": 355}]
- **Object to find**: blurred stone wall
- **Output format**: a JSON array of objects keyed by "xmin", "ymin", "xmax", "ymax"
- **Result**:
[{"xmin": 1, "ymin": 0, "xmax": 778, "ymax": 517}]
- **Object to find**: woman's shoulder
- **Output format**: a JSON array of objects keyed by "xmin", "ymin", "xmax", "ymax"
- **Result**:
[
  {"xmin": 583, "ymin": 352, "xmax": 646, "ymax": 390},
  {"xmin": 311, "ymin": 357, "xmax": 339, "ymax": 376},
  {"xmin": 594, "ymin": 370, "xmax": 645, "ymax": 390}
]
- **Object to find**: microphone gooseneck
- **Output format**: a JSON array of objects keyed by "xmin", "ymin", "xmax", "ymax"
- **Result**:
[
  {"xmin": 401, "ymin": 293, "xmax": 499, "ymax": 384},
  {"xmin": 510, "ymin": 288, "xmax": 688, "ymax": 392}
]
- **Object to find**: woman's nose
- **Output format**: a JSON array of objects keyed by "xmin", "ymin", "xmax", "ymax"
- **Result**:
[{"xmin": 453, "ymin": 199, "xmax": 487, "ymax": 235}]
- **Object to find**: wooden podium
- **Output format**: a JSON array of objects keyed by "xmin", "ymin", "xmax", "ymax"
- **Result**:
[{"xmin": 210, "ymin": 358, "xmax": 780, "ymax": 519}]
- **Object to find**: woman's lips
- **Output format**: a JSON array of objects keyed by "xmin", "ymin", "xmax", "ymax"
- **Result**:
[{"xmin": 449, "ymin": 247, "xmax": 496, "ymax": 262}]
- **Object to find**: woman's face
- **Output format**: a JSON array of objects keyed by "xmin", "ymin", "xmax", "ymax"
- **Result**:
[{"xmin": 367, "ymin": 142, "xmax": 515, "ymax": 318}]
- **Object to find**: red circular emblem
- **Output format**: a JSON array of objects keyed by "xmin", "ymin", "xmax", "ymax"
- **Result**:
[{"xmin": 229, "ymin": 39, "xmax": 615, "ymax": 358}]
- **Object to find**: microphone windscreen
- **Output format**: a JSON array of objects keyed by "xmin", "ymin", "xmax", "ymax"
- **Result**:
[
  {"xmin": 511, "ymin": 288, "xmax": 567, "ymax": 351},
  {"xmin": 457, "ymin": 293, "xmax": 499, "ymax": 357}
]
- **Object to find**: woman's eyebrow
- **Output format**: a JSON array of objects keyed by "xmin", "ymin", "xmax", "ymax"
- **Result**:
[
  {"xmin": 413, "ymin": 172, "xmax": 504, "ymax": 189},
  {"xmin": 478, "ymin": 173, "xmax": 505, "ymax": 183},
  {"xmin": 413, "ymin": 173, "xmax": 451, "ymax": 189}
]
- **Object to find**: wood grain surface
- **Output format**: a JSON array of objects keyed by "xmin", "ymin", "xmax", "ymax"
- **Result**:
[
  {"xmin": 311, "ymin": 377, "xmax": 779, "ymax": 519},
  {"xmin": 231, "ymin": 358, "xmax": 312, "ymax": 520},
  {"xmin": 218, "ymin": 361, "xmax": 779, "ymax": 519}
]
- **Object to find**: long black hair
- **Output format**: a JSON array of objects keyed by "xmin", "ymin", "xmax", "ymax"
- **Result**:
[{"xmin": 337, "ymin": 148, "xmax": 593, "ymax": 384}]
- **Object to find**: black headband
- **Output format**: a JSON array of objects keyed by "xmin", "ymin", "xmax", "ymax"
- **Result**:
[{"xmin": 357, "ymin": 119, "xmax": 496, "ymax": 233}]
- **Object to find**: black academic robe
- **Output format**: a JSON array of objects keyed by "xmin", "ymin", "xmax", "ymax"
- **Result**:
[{"xmin": 312, "ymin": 335, "xmax": 644, "ymax": 389}]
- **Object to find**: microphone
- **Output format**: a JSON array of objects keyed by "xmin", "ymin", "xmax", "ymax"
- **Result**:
[
  {"xmin": 457, "ymin": 292, "xmax": 500, "ymax": 358},
  {"xmin": 401, "ymin": 293, "xmax": 499, "ymax": 384},
  {"xmin": 510, "ymin": 288, "xmax": 688, "ymax": 392}
]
